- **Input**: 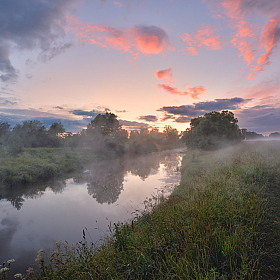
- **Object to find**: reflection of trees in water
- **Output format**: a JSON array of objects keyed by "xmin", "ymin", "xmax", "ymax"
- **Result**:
[
  {"xmin": 162, "ymin": 153, "xmax": 182, "ymax": 174},
  {"xmin": 73, "ymin": 151, "xmax": 183, "ymax": 205},
  {"xmin": 7, "ymin": 196, "xmax": 25, "ymax": 210},
  {"xmin": 1, "ymin": 149, "xmax": 185, "ymax": 208},
  {"xmin": 126, "ymin": 154, "xmax": 161, "ymax": 180},
  {"xmin": 72, "ymin": 153, "xmax": 164, "ymax": 204},
  {"xmin": 73, "ymin": 159, "xmax": 126, "ymax": 204},
  {"xmin": 0, "ymin": 179, "xmax": 67, "ymax": 210}
]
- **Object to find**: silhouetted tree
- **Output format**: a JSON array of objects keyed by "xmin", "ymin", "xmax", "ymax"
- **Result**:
[
  {"xmin": 269, "ymin": 132, "xmax": 280, "ymax": 138},
  {"xmin": 183, "ymin": 111, "xmax": 242, "ymax": 150},
  {"xmin": 163, "ymin": 125, "xmax": 179, "ymax": 145},
  {"xmin": 11, "ymin": 120, "xmax": 48, "ymax": 148},
  {"xmin": 241, "ymin": 129, "xmax": 264, "ymax": 140},
  {"xmin": 128, "ymin": 127, "xmax": 158, "ymax": 155},
  {"xmin": 48, "ymin": 122, "xmax": 65, "ymax": 135},
  {"xmin": 0, "ymin": 122, "xmax": 10, "ymax": 143},
  {"xmin": 47, "ymin": 122, "xmax": 66, "ymax": 147},
  {"xmin": 87, "ymin": 112, "xmax": 122, "ymax": 136},
  {"xmin": 85, "ymin": 113, "xmax": 128, "ymax": 156}
]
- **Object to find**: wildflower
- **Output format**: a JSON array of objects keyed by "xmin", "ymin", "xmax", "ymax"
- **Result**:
[
  {"xmin": 26, "ymin": 267, "xmax": 35, "ymax": 276},
  {"xmin": 35, "ymin": 249, "xmax": 44, "ymax": 263},
  {"xmin": 14, "ymin": 273, "xmax": 23, "ymax": 278},
  {"xmin": 0, "ymin": 267, "xmax": 9, "ymax": 273},
  {"xmin": 7, "ymin": 259, "xmax": 15, "ymax": 264}
]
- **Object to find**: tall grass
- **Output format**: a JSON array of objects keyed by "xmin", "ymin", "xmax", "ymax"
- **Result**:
[{"xmin": 12, "ymin": 142, "xmax": 280, "ymax": 279}]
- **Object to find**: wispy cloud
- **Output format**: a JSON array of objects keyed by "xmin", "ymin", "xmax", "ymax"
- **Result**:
[
  {"xmin": 38, "ymin": 43, "xmax": 73, "ymax": 63},
  {"xmin": 119, "ymin": 119, "xmax": 148, "ymax": 129},
  {"xmin": 181, "ymin": 24, "xmax": 222, "ymax": 55},
  {"xmin": 236, "ymin": 104, "xmax": 280, "ymax": 134},
  {"xmin": 67, "ymin": 16, "xmax": 172, "ymax": 58},
  {"xmin": 154, "ymin": 68, "xmax": 173, "ymax": 83},
  {"xmin": 241, "ymin": 75, "xmax": 280, "ymax": 100},
  {"xmin": 249, "ymin": 17, "xmax": 280, "ymax": 79},
  {"xmin": 157, "ymin": 84, "xmax": 206, "ymax": 99},
  {"xmin": 205, "ymin": 0, "xmax": 280, "ymax": 78},
  {"xmin": 0, "ymin": 0, "xmax": 78, "ymax": 83},
  {"xmin": 158, "ymin": 97, "xmax": 250, "ymax": 122},
  {"xmin": 70, "ymin": 109, "xmax": 100, "ymax": 117},
  {"xmin": 138, "ymin": 115, "xmax": 158, "ymax": 122},
  {"xmin": 0, "ymin": 97, "xmax": 17, "ymax": 106},
  {"xmin": 113, "ymin": 1, "xmax": 123, "ymax": 7},
  {"xmin": 0, "ymin": 107, "xmax": 104, "ymax": 132}
]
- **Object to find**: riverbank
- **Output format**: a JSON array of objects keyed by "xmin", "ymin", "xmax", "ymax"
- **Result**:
[
  {"xmin": 2, "ymin": 141, "xmax": 280, "ymax": 279},
  {"xmin": 0, "ymin": 144, "xmax": 182, "ymax": 188},
  {"xmin": 0, "ymin": 148, "xmax": 106, "ymax": 187}
]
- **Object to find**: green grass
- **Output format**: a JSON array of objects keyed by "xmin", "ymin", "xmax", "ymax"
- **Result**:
[
  {"xmin": 0, "ymin": 147, "xmax": 111, "ymax": 187},
  {"xmin": 6, "ymin": 141, "xmax": 280, "ymax": 279}
]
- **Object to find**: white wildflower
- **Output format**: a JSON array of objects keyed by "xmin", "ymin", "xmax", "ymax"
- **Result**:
[
  {"xmin": 0, "ymin": 267, "xmax": 9, "ymax": 273},
  {"xmin": 14, "ymin": 273, "xmax": 23, "ymax": 278},
  {"xmin": 7, "ymin": 259, "xmax": 15, "ymax": 263}
]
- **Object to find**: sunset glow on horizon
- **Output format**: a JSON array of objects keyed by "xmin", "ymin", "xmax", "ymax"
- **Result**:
[{"xmin": 0, "ymin": 0, "xmax": 280, "ymax": 135}]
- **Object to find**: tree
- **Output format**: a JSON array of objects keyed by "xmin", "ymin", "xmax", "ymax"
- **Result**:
[
  {"xmin": 269, "ymin": 132, "xmax": 280, "ymax": 138},
  {"xmin": 86, "ymin": 112, "xmax": 122, "ymax": 136},
  {"xmin": 11, "ymin": 120, "xmax": 47, "ymax": 148},
  {"xmin": 163, "ymin": 125, "xmax": 179, "ymax": 145},
  {"xmin": 85, "ymin": 113, "xmax": 128, "ymax": 156},
  {"xmin": 183, "ymin": 111, "xmax": 242, "ymax": 150},
  {"xmin": 0, "ymin": 122, "xmax": 11, "ymax": 146},
  {"xmin": 48, "ymin": 122, "xmax": 65, "ymax": 136},
  {"xmin": 149, "ymin": 127, "xmax": 164, "ymax": 144},
  {"xmin": 241, "ymin": 129, "xmax": 264, "ymax": 140},
  {"xmin": 128, "ymin": 128, "xmax": 158, "ymax": 155}
]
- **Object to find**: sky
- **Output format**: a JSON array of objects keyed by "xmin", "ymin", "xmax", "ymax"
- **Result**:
[{"xmin": 0, "ymin": 0, "xmax": 280, "ymax": 135}]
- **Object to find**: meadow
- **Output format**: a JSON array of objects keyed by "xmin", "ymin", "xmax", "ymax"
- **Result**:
[{"xmin": 1, "ymin": 141, "xmax": 280, "ymax": 279}]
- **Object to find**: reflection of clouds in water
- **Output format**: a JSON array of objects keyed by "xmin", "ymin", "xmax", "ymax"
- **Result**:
[
  {"xmin": 0, "ymin": 215, "xmax": 19, "ymax": 260},
  {"xmin": 40, "ymin": 235, "xmax": 57, "ymax": 249}
]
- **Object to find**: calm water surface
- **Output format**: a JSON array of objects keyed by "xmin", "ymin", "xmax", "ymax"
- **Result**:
[{"xmin": 0, "ymin": 149, "xmax": 185, "ymax": 275}]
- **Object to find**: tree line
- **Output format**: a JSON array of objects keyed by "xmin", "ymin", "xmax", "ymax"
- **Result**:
[
  {"xmin": 0, "ymin": 113, "xmax": 181, "ymax": 157},
  {"xmin": 1, "ymin": 110, "xmax": 277, "ymax": 156}
]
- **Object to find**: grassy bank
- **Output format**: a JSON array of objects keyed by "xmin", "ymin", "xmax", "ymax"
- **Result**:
[
  {"xmin": 0, "ymin": 147, "xmax": 110, "ymax": 187},
  {"xmin": 0, "ymin": 144, "xmax": 182, "ymax": 188},
  {"xmin": 5, "ymin": 141, "xmax": 280, "ymax": 279}
]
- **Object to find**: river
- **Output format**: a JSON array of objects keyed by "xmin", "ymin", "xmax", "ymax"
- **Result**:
[{"xmin": 0, "ymin": 148, "xmax": 185, "ymax": 276}]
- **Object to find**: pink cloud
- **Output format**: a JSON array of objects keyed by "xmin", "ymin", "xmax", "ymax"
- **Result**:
[
  {"xmin": 242, "ymin": 78, "xmax": 280, "ymax": 100},
  {"xmin": 113, "ymin": 1, "xmax": 123, "ymax": 7},
  {"xmin": 188, "ymin": 86, "xmax": 207, "ymax": 99},
  {"xmin": 205, "ymin": 0, "xmax": 280, "ymax": 78},
  {"xmin": 133, "ymin": 25, "xmax": 172, "ymax": 54},
  {"xmin": 67, "ymin": 16, "xmax": 172, "ymax": 58},
  {"xmin": 154, "ymin": 68, "xmax": 173, "ymax": 83},
  {"xmin": 219, "ymin": 0, "xmax": 257, "ymax": 65},
  {"xmin": 157, "ymin": 84, "xmax": 206, "ymax": 99},
  {"xmin": 181, "ymin": 24, "xmax": 222, "ymax": 55},
  {"xmin": 253, "ymin": 17, "xmax": 280, "ymax": 72}
]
